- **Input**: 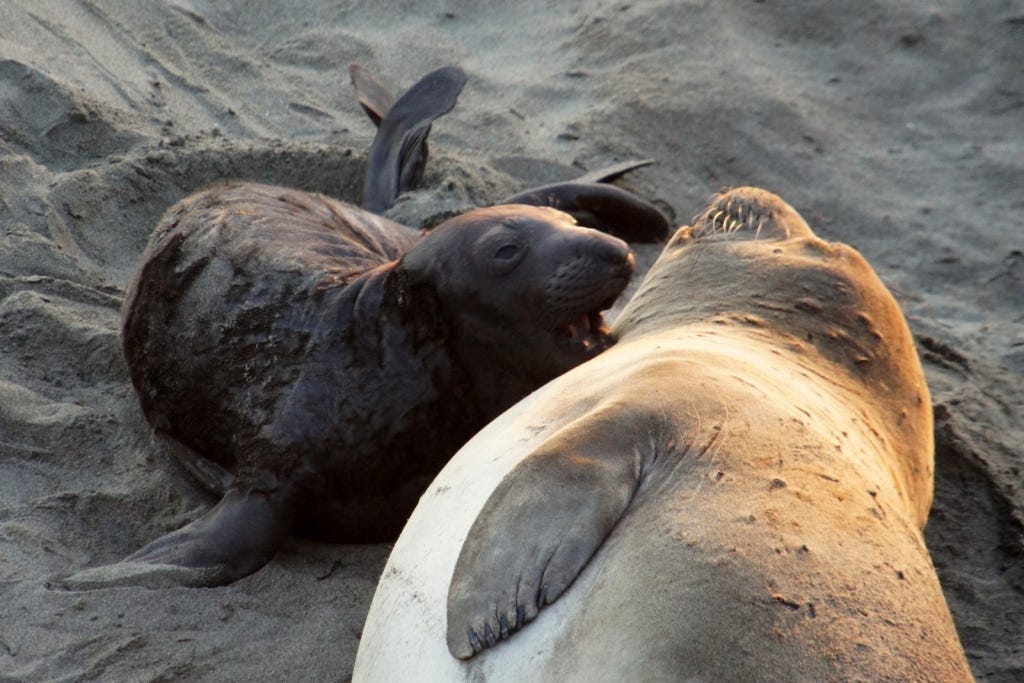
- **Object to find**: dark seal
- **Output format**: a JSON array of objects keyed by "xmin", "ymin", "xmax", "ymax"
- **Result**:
[{"xmin": 62, "ymin": 181, "xmax": 633, "ymax": 589}]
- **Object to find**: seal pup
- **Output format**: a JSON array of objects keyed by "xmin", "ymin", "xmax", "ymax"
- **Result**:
[
  {"xmin": 353, "ymin": 187, "xmax": 973, "ymax": 681},
  {"xmin": 59, "ymin": 182, "xmax": 634, "ymax": 590}
]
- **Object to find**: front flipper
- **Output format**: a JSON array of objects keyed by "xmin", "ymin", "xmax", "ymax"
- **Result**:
[
  {"xmin": 362, "ymin": 65, "xmax": 468, "ymax": 213},
  {"xmin": 500, "ymin": 181, "xmax": 671, "ymax": 243},
  {"xmin": 446, "ymin": 406, "xmax": 657, "ymax": 659},
  {"xmin": 53, "ymin": 488, "xmax": 293, "ymax": 590}
]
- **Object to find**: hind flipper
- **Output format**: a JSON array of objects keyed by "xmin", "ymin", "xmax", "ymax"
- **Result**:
[
  {"xmin": 349, "ymin": 63, "xmax": 396, "ymax": 127},
  {"xmin": 362, "ymin": 65, "xmax": 468, "ymax": 212},
  {"xmin": 572, "ymin": 158, "xmax": 654, "ymax": 184}
]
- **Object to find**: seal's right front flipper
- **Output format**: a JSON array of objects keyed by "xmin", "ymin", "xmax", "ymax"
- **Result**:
[
  {"xmin": 362, "ymin": 65, "xmax": 468, "ymax": 213},
  {"xmin": 52, "ymin": 488, "xmax": 293, "ymax": 590},
  {"xmin": 446, "ymin": 406, "xmax": 657, "ymax": 659},
  {"xmin": 500, "ymin": 181, "xmax": 672, "ymax": 243}
]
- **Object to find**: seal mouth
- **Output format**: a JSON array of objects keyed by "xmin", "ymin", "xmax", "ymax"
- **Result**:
[
  {"xmin": 548, "ymin": 257, "xmax": 632, "ymax": 362},
  {"xmin": 554, "ymin": 308, "xmax": 613, "ymax": 357}
]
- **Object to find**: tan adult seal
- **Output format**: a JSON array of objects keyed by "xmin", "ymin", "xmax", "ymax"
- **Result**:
[{"xmin": 353, "ymin": 187, "xmax": 973, "ymax": 681}]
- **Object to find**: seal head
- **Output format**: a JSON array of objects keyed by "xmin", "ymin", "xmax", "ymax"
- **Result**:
[{"xmin": 402, "ymin": 204, "xmax": 632, "ymax": 404}]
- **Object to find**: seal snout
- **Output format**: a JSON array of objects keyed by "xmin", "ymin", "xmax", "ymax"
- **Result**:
[
  {"xmin": 547, "ymin": 235, "xmax": 633, "ymax": 362},
  {"xmin": 580, "ymin": 232, "xmax": 635, "ymax": 302},
  {"xmin": 606, "ymin": 242, "xmax": 636, "ymax": 285},
  {"xmin": 595, "ymin": 234, "xmax": 633, "ymax": 267},
  {"xmin": 579, "ymin": 228, "xmax": 634, "ymax": 281},
  {"xmin": 691, "ymin": 187, "xmax": 813, "ymax": 242}
]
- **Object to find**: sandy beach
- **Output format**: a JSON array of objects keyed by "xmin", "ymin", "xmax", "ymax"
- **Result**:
[{"xmin": 0, "ymin": 1, "xmax": 1021, "ymax": 680}]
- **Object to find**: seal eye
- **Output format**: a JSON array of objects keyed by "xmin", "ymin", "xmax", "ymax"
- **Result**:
[
  {"xmin": 476, "ymin": 228, "xmax": 527, "ymax": 275},
  {"xmin": 495, "ymin": 244, "xmax": 520, "ymax": 260}
]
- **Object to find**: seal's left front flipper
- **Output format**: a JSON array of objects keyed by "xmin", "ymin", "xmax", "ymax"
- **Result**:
[
  {"xmin": 52, "ymin": 487, "xmax": 293, "ymax": 590},
  {"xmin": 446, "ymin": 406, "xmax": 657, "ymax": 659},
  {"xmin": 362, "ymin": 65, "xmax": 468, "ymax": 213}
]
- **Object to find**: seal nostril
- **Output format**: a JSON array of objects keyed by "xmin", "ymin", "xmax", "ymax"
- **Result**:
[{"xmin": 596, "ymin": 240, "xmax": 630, "ymax": 266}]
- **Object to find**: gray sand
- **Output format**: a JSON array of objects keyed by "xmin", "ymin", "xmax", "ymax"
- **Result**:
[{"xmin": 1, "ymin": 1, "xmax": 1021, "ymax": 681}]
